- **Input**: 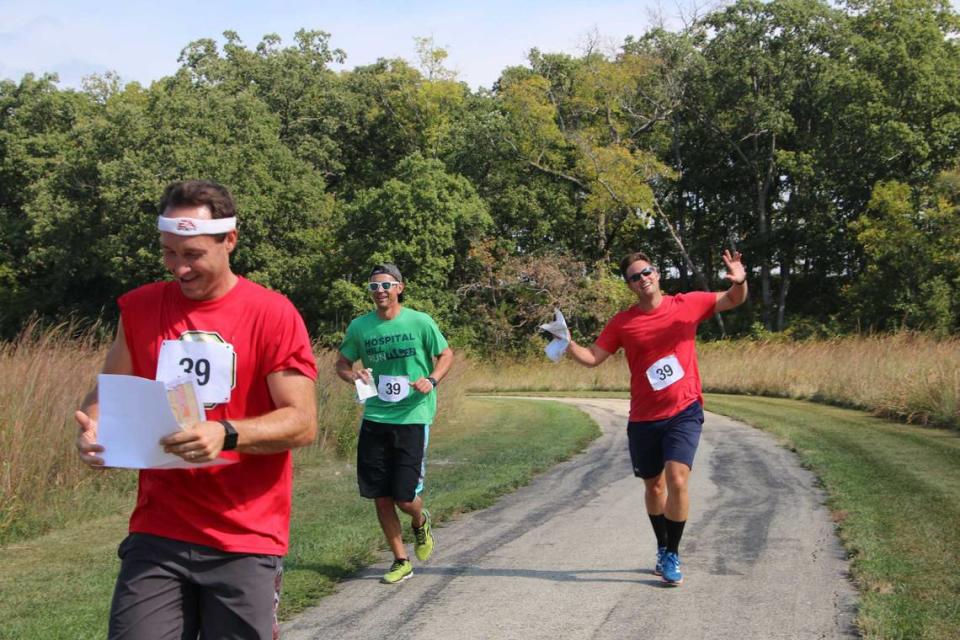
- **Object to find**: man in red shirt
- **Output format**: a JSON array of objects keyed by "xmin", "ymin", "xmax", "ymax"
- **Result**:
[
  {"xmin": 566, "ymin": 250, "xmax": 747, "ymax": 585},
  {"xmin": 74, "ymin": 180, "xmax": 318, "ymax": 638}
]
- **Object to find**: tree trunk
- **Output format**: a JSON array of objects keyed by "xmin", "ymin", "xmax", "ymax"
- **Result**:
[
  {"xmin": 754, "ymin": 133, "xmax": 777, "ymax": 330},
  {"xmin": 776, "ymin": 258, "xmax": 790, "ymax": 332}
]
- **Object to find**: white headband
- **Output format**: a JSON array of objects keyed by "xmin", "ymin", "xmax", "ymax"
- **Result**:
[{"xmin": 157, "ymin": 216, "xmax": 237, "ymax": 236}]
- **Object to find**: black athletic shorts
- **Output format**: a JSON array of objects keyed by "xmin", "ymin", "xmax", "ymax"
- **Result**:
[
  {"xmin": 627, "ymin": 400, "xmax": 704, "ymax": 479},
  {"xmin": 356, "ymin": 419, "xmax": 429, "ymax": 501}
]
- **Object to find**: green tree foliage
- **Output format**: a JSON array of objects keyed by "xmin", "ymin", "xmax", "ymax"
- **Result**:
[
  {"xmin": 1, "ymin": 2, "xmax": 959, "ymax": 348},
  {"xmin": 334, "ymin": 152, "xmax": 491, "ymax": 333},
  {"xmin": 847, "ymin": 175, "xmax": 960, "ymax": 335}
]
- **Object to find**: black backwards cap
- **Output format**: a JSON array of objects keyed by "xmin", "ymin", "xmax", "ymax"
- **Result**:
[{"xmin": 369, "ymin": 263, "xmax": 403, "ymax": 282}]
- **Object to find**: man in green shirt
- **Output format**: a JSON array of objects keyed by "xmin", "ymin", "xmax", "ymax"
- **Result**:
[{"xmin": 336, "ymin": 263, "xmax": 455, "ymax": 584}]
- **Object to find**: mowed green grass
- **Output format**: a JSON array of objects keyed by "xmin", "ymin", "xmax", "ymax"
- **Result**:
[
  {"xmin": 704, "ymin": 393, "xmax": 960, "ymax": 640},
  {"xmin": 0, "ymin": 397, "xmax": 598, "ymax": 639}
]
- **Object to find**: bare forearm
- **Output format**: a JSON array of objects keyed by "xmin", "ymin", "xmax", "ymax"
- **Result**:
[
  {"xmin": 567, "ymin": 340, "xmax": 604, "ymax": 367},
  {"xmin": 716, "ymin": 280, "xmax": 748, "ymax": 312},
  {"xmin": 336, "ymin": 360, "xmax": 357, "ymax": 383},
  {"xmin": 232, "ymin": 405, "xmax": 317, "ymax": 454},
  {"xmin": 728, "ymin": 280, "xmax": 748, "ymax": 306},
  {"xmin": 429, "ymin": 349, "xmax": 454, "ymax": 382},
  {"xmin": 80, "ymin": 387, "xmax": 100, "ymax": 419}
]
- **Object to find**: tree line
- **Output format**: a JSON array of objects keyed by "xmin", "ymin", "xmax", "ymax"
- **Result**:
[{"xmin": 1, "ymin": 0, "xmax": 958, "ymax": 352}]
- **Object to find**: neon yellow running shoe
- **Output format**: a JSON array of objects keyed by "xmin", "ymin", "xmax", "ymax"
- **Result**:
[
  {"xmin": 413, "ymin": 510, "xmax": 435, "ymax": 562},
  {"xmin": 381, "ymin": 558, "xmax": 413, "ymax": 584}
]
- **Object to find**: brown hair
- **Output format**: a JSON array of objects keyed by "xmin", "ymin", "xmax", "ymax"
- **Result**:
[
  {"xmin": 159, "ymin": 180, "xmax": 236, "ymax": 219},
  {"xmin": 619, "ymin": 252, "xmax": 653, "ymax": 279}
]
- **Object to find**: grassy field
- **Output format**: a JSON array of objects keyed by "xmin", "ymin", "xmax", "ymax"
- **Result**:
[
  {"xmin": 0, "ymin": 396, "xmax": 599, "ymax": 639},
  {"xmin": 704, "ymin": 394, "xmax": 960, "ymax": 640}
]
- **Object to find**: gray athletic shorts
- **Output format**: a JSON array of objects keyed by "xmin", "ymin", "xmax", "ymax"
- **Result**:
[{"xmin": 109, "ymin": 533, "xmax": 283, "ymax": 640}]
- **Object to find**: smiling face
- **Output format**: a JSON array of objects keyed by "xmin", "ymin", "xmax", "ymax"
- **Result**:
[
  {"xmin": 160, "ymin": 204, "xmax": 237, "ymax": 301},
  {"xmin": 624, "ymin": 259, "xmax": 661, "ymax": 301},
  {"xmin": 368, "ymin": 272, "xmax": 404, "ymax": 312}
]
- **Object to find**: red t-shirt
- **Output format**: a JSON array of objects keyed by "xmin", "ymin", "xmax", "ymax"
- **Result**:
[
  {"xmin": 595, "ymin": 292, "xmax": 716, "ymax": 422},
  {"xmin": 118, "ymin": 277, "xmax": 318, "ymax": 555}
]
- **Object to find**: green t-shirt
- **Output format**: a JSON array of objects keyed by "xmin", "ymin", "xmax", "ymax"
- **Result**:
[{"xmin": 339, "ymin": 307, "xmax": 449, "ymax": 424}]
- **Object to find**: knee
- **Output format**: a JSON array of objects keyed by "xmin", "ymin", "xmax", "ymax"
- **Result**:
[
  {"xmin": 644, "ymin": 477, "xmax": 666, "ymax": 499},
  {"xmin": 394, "ymin": 499, "xmax": 417, "ymax": 514},
  {"xmin": 375, "ymin": 497, "xmax": 396, "ymax": 512},
  {"xmin": 664, "ymin": 469, "xmax": 689, "ymax": 492}
]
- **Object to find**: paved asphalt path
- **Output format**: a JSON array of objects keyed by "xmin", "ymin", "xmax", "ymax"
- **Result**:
[{"xmin": 283, "ymin": 398, "xmax": 858, "ymax": 640}]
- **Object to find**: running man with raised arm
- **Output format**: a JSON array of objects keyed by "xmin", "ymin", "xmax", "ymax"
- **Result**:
[{"xmin": 565, "ymin": 249, "xmax": 747, "ymax": 585}]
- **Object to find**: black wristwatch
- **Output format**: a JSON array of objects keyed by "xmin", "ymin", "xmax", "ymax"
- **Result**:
[
  {"xmin": 427, "ymin": 376, "xmax": 439, "ymax": 388},
  {"xmin": 219, "ymin": 420, "xmax": 238, "ymax": 451}
]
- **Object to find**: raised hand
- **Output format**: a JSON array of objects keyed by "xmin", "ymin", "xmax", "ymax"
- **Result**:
[{"xmin": 721, "ymin": 250, "xmax": 746, "ymax": 284}]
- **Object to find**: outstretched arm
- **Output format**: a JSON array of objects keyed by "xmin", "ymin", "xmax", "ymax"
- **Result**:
[
  {"xmin": 715, "ymin": 250, "xmax": 748, "ymax": 313},
  {"xmin": 567, "ymin": 340, "xmax": 613, "ymax": 368}
]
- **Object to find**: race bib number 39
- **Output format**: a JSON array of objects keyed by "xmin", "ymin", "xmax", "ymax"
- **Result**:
[
  {"xmin": 645, "ymin": 354, "xmax": 685, "ymax": 391},
  {"xmin": 157, "ymin": 340, "xmax": 235, "ymax": 405},
  {"xmin": 377, "ymin": 375, "xmax": 410, "ymax": 403}
]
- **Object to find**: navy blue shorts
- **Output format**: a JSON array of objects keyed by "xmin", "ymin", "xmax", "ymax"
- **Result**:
[{"xmin": 627, "ymin": 400, "xmax": 704, "ymax": 479}]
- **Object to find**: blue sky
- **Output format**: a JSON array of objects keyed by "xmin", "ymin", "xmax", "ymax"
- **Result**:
[{"xmin": 0, "ymin": 0, "xmax": 712, "ymax": 90}]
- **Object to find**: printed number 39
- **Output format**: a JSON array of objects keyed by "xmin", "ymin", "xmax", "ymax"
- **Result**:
[
  {"xmin": 656, "ymin": 364, "xmax": 674, "ymax": 381},
  {"xmin": 385, "ymin": 382, "xmax": 402, "ymax": 395},
  {"xmin": 179, "ymin": 357, "xmax": 211, "ymax": 385}
]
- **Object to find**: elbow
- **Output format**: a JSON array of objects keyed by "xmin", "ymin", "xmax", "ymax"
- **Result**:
[{"xmin": 292, "ymin": 411, "xmax": 318, "ymax": 449}]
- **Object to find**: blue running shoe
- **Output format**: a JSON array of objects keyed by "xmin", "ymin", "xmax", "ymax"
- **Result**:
[
  {"xmin": 661, "ymin": 551, "xmax": 683, "ymax": 585},
  {"xmin": 654, "ymin": 546, "xmax": 666, "ymax": 576}
]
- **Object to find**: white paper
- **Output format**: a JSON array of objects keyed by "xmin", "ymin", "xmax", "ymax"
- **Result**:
[
  {"xmin": 354, "ymin": 369, "xmax": 378, "ymax": 404},
  {"xmin": 97, "ymin": 374, "xmax": 234, "ymax": 469},
  {"xmin": 540, "ymin": 308, "xmax": 570, "ymax": 362}
]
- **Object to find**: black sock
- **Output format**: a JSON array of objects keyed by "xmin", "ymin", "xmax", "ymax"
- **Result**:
[
  {"xmin": 648, "ymin": 513, "xmax": 668, "ymax": 548},
  {"xmin": 665, "ymin": 517, "xmax": 686, "ymax": 554}
]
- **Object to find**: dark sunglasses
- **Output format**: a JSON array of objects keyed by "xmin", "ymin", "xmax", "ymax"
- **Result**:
[
  {"xmin": 368, "ymin": 281, "xmax": 401, "ymax": 291},
  {"xmin": 627, "ymin": 266, "xmax": 657, "ymax": 282}
]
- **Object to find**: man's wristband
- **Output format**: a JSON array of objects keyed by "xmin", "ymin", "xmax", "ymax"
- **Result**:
[
  {"xmin": 427, "ymin": 376, "xmax": 439, "ymax": 388},
  {"xmin": 219, "ymin": 420, "xmax": 238, "ymax": 451}
]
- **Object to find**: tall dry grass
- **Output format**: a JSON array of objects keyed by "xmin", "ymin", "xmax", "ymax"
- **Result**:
[
  {"xmin": 698, "ymin": 334, "xmax": 960, "ymax": 428},
  {"xmin": 0, "ymin": 322, "xmax": 129, "ymax": 543},
  {"xmin": 464, "ymin": 334, "xmax": 960, "ymax": 429},
  {"xmin": 4, "ymin": 328, "xmax": 954, "ymax": 544}
]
